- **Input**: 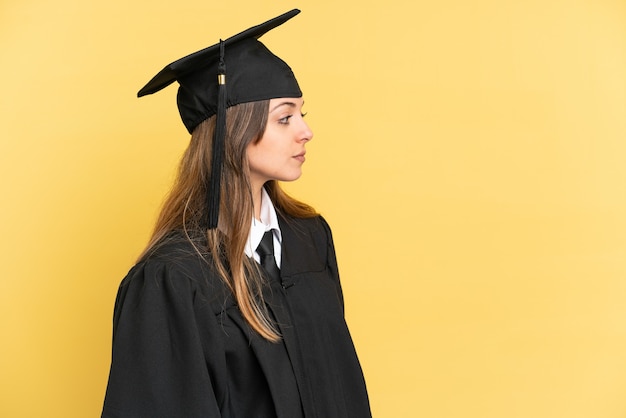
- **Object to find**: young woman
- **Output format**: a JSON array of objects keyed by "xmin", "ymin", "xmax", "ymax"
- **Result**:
[{"xmin": 102, "ymin": 10, "xmax": 371, "ymax": 418}]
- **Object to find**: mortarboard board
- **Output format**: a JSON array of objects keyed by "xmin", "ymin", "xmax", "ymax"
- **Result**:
[{"xmin": 137, "ymin": 9, "xmax": 302, "ymax": 229}]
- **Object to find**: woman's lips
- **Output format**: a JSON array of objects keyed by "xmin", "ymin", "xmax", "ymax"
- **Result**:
[{"xmin": 293, "ymin": 152, "xmax": 306, "ymax": 163}]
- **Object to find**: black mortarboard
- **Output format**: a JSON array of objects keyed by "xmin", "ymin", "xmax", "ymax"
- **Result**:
[{"xmin": 137, "ymin": 9, "xmax": 302, "ymax": 229}]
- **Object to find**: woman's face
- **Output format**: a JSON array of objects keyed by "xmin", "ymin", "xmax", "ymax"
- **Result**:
[{"xmin": 247, "ymin": 97, "xmax": 313, "ymax": 190}]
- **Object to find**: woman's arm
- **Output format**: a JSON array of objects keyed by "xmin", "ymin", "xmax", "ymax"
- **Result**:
[{"xmin": 102, "ymin": 260, "xmax": 225, "ymax": 418}]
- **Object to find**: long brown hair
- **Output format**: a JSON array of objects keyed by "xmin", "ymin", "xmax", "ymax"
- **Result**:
[{"xmin": 139, "ymin": 100, "xmax": 317, "ymax": 341}]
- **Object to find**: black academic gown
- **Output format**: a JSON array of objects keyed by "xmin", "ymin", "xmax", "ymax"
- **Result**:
[{"xmin": 102, "ymin": 215, "xmax": 371, "ymax": 418}]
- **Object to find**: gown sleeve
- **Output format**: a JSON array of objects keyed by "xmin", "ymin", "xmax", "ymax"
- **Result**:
[{"xmin": 102, "ymin": 258, "xmax": 227, "ymax": 418}]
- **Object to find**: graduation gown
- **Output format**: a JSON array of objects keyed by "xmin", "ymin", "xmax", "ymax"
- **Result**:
[{"xmin": 102, "ymin": 215, "xmax": 371, "ymax": 418}]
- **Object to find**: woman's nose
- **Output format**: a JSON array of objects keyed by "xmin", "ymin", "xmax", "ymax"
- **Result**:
[{"xmin": 300, "ymin": 120, "xmax": 313, "ymax": 142}]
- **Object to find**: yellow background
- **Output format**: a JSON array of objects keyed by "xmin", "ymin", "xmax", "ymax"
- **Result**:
[{"xmin": 2, "ymin": 0, "xmax": 626, "ymax": 416}]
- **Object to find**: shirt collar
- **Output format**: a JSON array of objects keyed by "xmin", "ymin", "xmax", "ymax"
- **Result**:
[{"xmin": 244, "ymin": 187, "xmax": 282, "ymax": 258}]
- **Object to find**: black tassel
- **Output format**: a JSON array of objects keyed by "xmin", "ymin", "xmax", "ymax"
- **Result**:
[{"xmin": 206, "ymin": 40, "xmax": 227, "ymax": 229}]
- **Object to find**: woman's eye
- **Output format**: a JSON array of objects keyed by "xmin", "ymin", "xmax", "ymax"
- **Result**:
[
  {"xmin": 278, "ymin": 112, "xmax": 306, "ymax": 125},
  {"xmin": 278, "ymin": 115, "xmax": 292, "ymax": 124}
]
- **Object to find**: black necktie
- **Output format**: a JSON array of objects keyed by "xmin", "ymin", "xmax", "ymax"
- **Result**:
[{"xmin": 256, "ymin": 230, "xmax": 280, "ymax": 281}]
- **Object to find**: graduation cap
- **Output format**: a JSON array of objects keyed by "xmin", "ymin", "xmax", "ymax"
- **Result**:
[{"xmin": 138, "ymin": 9, "xmax": 302, "ymax": 229}]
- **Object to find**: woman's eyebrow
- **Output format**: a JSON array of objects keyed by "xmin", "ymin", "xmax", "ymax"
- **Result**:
[
  {"xmin": 269, "ymin": 100, "xmax": 304, "ymax": 113},
  {"xmin": 270, "ymin": 102, "xmax": 296, "ymax": 112}
]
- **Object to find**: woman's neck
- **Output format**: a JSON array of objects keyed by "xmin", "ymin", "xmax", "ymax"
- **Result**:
[{"xmin": 252, "ymin": 183, "xmax": 264, "ymax": 221}]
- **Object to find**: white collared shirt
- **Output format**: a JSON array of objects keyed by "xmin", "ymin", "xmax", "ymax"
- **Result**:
[{"xmin": 244, "ymin": 188, "xmax": 282, "ymax": 267}]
